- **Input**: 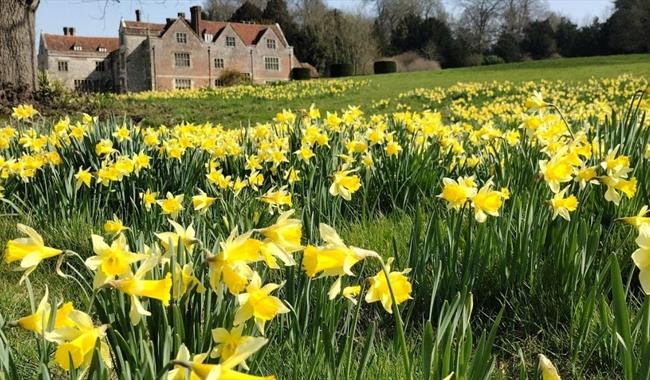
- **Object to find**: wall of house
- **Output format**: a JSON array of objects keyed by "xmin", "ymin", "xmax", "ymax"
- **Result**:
[
  {"xmin": 121, "ymin": 32, "xmax": 152, "ymax": 92},
  {"xmin": 250, "ymin": 29, "xmax": 293, "ymax": 84},
  {"xmin": 39, "ymin": 51, "xmax": 114, "ymax": 92},
  {"xmin": 210, "ymin": 26, "xmax": 254, "ymax": 85},
  {"xmin": 151, "ymin": 20, "xmax": 211, "ymax": 91}
]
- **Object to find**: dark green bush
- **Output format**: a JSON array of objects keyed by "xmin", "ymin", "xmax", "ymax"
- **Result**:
[
  {"xmin": 373, "ymin": 60, "xmax": 397, "ymax": 74},
  {"xmin": 328, "ymin": 63, "xmax": 353, "ymax": 78},
  {"xmin": 291, "ymin": 67, "xmax": 311, "ymax": 80}
]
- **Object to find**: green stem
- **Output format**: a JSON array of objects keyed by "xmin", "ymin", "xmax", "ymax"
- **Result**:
[{"xmin": 381, "ymin": 261, "xmax": 411, "ymax": 379}]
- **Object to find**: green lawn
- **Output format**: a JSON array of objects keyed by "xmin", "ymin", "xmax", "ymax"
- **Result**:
[{"xmin": 98, "ymin": 54, "xmax": 650, "ymax": 126}]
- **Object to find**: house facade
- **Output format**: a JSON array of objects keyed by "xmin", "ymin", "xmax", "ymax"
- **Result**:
[
  {"xmin": 38, "ymin": 28, "xmax": 119, "ymax": 92},
  {"xmin": 38, "ymin": 6, "xmax": 299, "ymax": 92}
]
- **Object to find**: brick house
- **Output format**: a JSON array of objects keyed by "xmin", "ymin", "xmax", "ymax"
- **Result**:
[
  {"xmin": 38, "ymin": 28, "xmax": 119, "ymax": 92},
  {"xmin": 38, "ymin": 5, "xmax": 299, "ymax": 92}
]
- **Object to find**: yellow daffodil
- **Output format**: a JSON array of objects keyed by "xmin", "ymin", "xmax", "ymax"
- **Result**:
[
  {"xmin": 621, "ymin": 206, "xmax": 650, "ymax": 229},
  {"xmin": 140, "ymin": 189, "xmax": 157, "ymax": 211},
  {"xmin": 103, "ymin": 215, "xmax": 129, "ymax": 236},
  {"xmin": 303, "ymin": 223, "xmax": 378, "ymax": 299},
  {"xmin": 365, "ymin": 258, "xmax": 412, "ymax": 313},
  {"xmin": 548, "ymin": 188, "xmax": 578, "ymax": 221},
  {"xmin": 234, "ymin": 272, "xmax": 289, "ymax": 334},
  {"xmin": 74, "ymin": 167, "xmax": 92, "ymax": 189},
  {"xmin": 438, "ymin": 176, "xmax": 477, "ymax": 209},
  {"xmin": 4, "ymin": 224, "xmax": 62, "ymax": 280},
  {"xmin": 45, "ymin": 309, "xmax": 111, "ymax": 371},
  {"xmin": 12, "ymin": 104, "xmax": 38, "ymax": 120},
  {"xmin": 16, "ymin": 287, "xmax": 75, "ymax": 334},
  {"xmin": 471, "ymin": 180, "xmax": 504, "ymax": 223},
  {"xmin": 632, "ymin": 223, "xmax": 650, "ymax": 294},
  {"xmin": 192, "ymin": 189, "xmax": 217, "ymax": 214},
  {"xmin": 158, "ymin": 192, "xmax": 184, "ymax": 218},
  {"xmin": 538, "ymin": 354, "xmax": 561, "ymax": 380},
  {"xmin": 110, "ymin": 259, "xmax": 172, "ymax": 325},
  {"xmin": 156, "ymin": 219, "xmax": 197, "ymax": 253},
  {"xmin": 86, "ymin": 234, "xmax": 146, "ymax": 288},
  {"xmin": 329, "ymin": 169, "xmax": 361, "ymax": 201}
]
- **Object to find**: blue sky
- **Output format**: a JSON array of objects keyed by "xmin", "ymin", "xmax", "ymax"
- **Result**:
[{"xmin": 37, "ymin": 0, "xmax": 614, "ymax": 38}]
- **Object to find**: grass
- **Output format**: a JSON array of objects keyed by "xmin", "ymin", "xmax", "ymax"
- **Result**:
[
  {"xmin": 95, "ymin": 54, "xmax": 650, "ymax": 126},
  {"xmin": 1, "ymin": 55, "xmax": 650, "ymax": 379}
]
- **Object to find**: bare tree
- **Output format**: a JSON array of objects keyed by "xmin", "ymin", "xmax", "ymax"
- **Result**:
[
  {"xmin": 458, "ymin": 0, "xmax": 506, "ymax": 52},
  {"xmin": 502, "ymin": 0, "xmax": 547, "ymax": 37},
  {"xmin": 203, "ymin": 0, "xmax": 268, "ymax": 21},
  {"xmin": 0, "ymin": 0, "xmax": 39, "ymax": 92},
  {"xmin": 291, "ymin": 0, "xmax": 328, "ymax": 25}
]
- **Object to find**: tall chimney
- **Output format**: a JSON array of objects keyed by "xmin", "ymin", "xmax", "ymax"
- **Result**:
[
  {"xmin": 63, "ymin": 27, "xmax": 69, "ymax": 35},
  {"xmin": 69, "ymin": 27, "xmax": 75, "ymax": 36},
  {"xmin": 190, "ymin": 6, "xmax": 202, "ymax": 34},
  {"xmin": 177, "ymin": 12, "xmax": 185, "ymax": 19},
  {"xmin": 135, "ymin": 9, "xmax": 141, "ymax": 22}
]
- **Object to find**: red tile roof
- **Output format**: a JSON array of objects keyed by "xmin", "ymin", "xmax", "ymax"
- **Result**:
[
  {"xmin": 42, "ymin": 34, "xmax": 119, "ymax": 53},
  {"xmin": 122, "ymin": 21, "xmax": 165, "ymax": 36},
  {"xmin": 199, "ymin": 21, "xmax": 286, "ymax": 46}
]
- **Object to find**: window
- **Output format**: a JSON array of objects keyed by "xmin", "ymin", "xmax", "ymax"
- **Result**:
[
  {"xmin": 57, "ymin": 61, "xmax": 68, "ymax": 72},
  {"xmin": 176, "ymin": 32, "xmax": 187, "ymax": 43},
  {"xmin": 95, "ymin": 61, "xmax": 105, "ymax": 71},
  {"xmin": 214, "ymin": 79, "xmax": 224, "ymax": 86},
  {"xmin": 226, "ymin": 36, "xmax": 235, "ymax": 47},
  {"xmin": 266, "ymin": 39, "xmax": 276, "ymax": 49},
  {"xmin": 214, "ymin": 58, "xmax": 224, "ymax": 69},
  {"xmin": 264, "ymin": 57, "xmax": 279, "ymax": 71},
  {"xmin": 73, "ymin": 45, "xmax": 82, "ymax": 51},
  {"xmin": 74, "ymin": 79, "xmax": 96, "ymax": 92},
  {"xmin": 241, "ymin": 73, "xmax": 251, "ymax": 82},
  {"xmin": 98, "ymin": 47, "xmax": 107, "ymax": 53},
  {"xmin": 174, "ymin": 52, "xmax": 191, "ymax": 67},
  {"xmin": 175, "ymin": 78, "xmax": 192, "ymax": 89},
  {"xmin": 204, "ymin": 33, "xmax": 213, "ymax": 42}
]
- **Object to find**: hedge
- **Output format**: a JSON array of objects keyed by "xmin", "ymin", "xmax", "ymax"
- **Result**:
[{"xmin": 373, "ymin": 60, "xmax": 397, "ymax": 74}]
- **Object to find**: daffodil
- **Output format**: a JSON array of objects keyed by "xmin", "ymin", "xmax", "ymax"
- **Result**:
[
  {"xmin": 45, "ymin": 309, "xmax": 111, "ymax": 371},
  {"xmin": 234, "ymin": 272, "xmax": 289, "ymax": 334},
  {"xmin": 4, "ymin": 224, "xmax": 62, "ymax": 280},
  {"xmin": 158, "ymin": 192, "xmax": 184, "ymax": 218},
  {"xmin": 538, "ymin": 354, "xmax": 561, "ymax": 380},
  {"xmin": 303, "ymin": 223, "xmax": 379, "ymax": 299},
  {"xmin": 192, "ymin": 189, "xmax": 217, "ymax": 214},
  {"xmin": 168, "ymin": 340, "xmax": 273, "ymax": 380},
  {"xmin": 86, "ymin": 234, "xmax": 146, "ymax": 288},
  {"xmin": 257, "ymin": 210, "xmax": 302, "ymax": 255},
  {"xmin": 259, "ymin": 187, "xmax": 292, "ymax": 211},
  {"xmin": 103, "ymin": 215, "xmax": 129, "ymax": 236},
  {"xmin": 365, "ymin": 258, "xmax": 412, "ymax": 313},
  {"xmin": 622, "ymin": 206, "xmax": 650, "ymax": 229},
  {"xmin": 156, "ymin": 219, "xmax": 197, "ymax": 253},
  {"xmin": 471, "ymin": 180, "xmax": 504, "ymax": 223},
  {"xmin": 549, "ymin": 188, "xmax": 578, "ymax": 221},
  {"xmin": 140, "ymin": 189, "xmax": 157, "ymax": 211},
  {"xmin": 74, "ymin": 167, "xmax": 92, "ymax": 189},
  {"xmin": 12, "ymin": 104, "xmax": 38, "ymax": 120},
  {"xmin": 110, "ymin": 259, "xmax": 172, "ymax": 325},
  {"xmin": 329, "ymin": 169, "xmax": 361, "ymax": 201},
  {"xmin": 16, "ymin": 287, "xmax": 75, "ymax": 334},
  {"xmin": 210, "ymin": 325, "xmax": 266, "ymax": 369},
  {"xmin": 438, "ymin": 176, "xmax": 477, "ymax": 209},
  {"xmin": 208, "ymin": 229, "xmax": 262, "ymax": 294},
  {"xmin": 632, "ymin": 223, "xmax": 650, "ymax": 294}
]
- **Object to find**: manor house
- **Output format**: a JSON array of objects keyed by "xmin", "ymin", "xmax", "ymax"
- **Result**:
[{"xmin": 38, "ymin": 6, "xmax": 299, "ymax": 92}]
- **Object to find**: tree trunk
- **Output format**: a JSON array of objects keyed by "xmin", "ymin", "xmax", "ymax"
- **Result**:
[{"xmin": 0, "ymin": 0, "xmax": 39, "ymax": 92}]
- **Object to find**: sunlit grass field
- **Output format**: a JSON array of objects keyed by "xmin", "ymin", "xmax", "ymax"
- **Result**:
[
  {"xmin": 1, "ymin": 56, "xmax": 650, "ymax": 380},
  {"xmin": 97, "ymin": 54, "xmax": 650, "ymax": 126}
]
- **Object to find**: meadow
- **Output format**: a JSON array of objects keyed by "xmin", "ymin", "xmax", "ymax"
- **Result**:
[{"xmin": 1, "ymin": 55, "xmax": 650, "ymax": 380}]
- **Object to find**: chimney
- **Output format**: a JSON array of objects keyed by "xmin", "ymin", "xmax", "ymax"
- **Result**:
[
  {"xmin": 63, "ymin": 27, "xmax": 69, "ymax": 35},
  {"xmin": 166, "ymin": 18, "xmax": 173, "ymax": 25},
  {"xmin": 190, "ymin": 6, "xmax": 202, "ymax": 34},
  {"xmin": 177, "ymin": 12, "xmax": 185, "ymax": 19},
  {"xmin": 69, "ymin": 27, "xmax": 75, "ymax": 36},
  {"xmin": 135, "ymin": 9, "xmax": 141, "ymax": 22}
]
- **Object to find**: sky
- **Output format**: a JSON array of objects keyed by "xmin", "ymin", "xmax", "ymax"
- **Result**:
[{"xmin": 36, "ymin": 0, "xmax": 615, "ymax": 39}]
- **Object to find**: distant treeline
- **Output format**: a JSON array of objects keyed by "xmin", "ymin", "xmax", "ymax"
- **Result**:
[{"xmin": 203, "ymin": 0, "xmax": 650, "ymax": 73}]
